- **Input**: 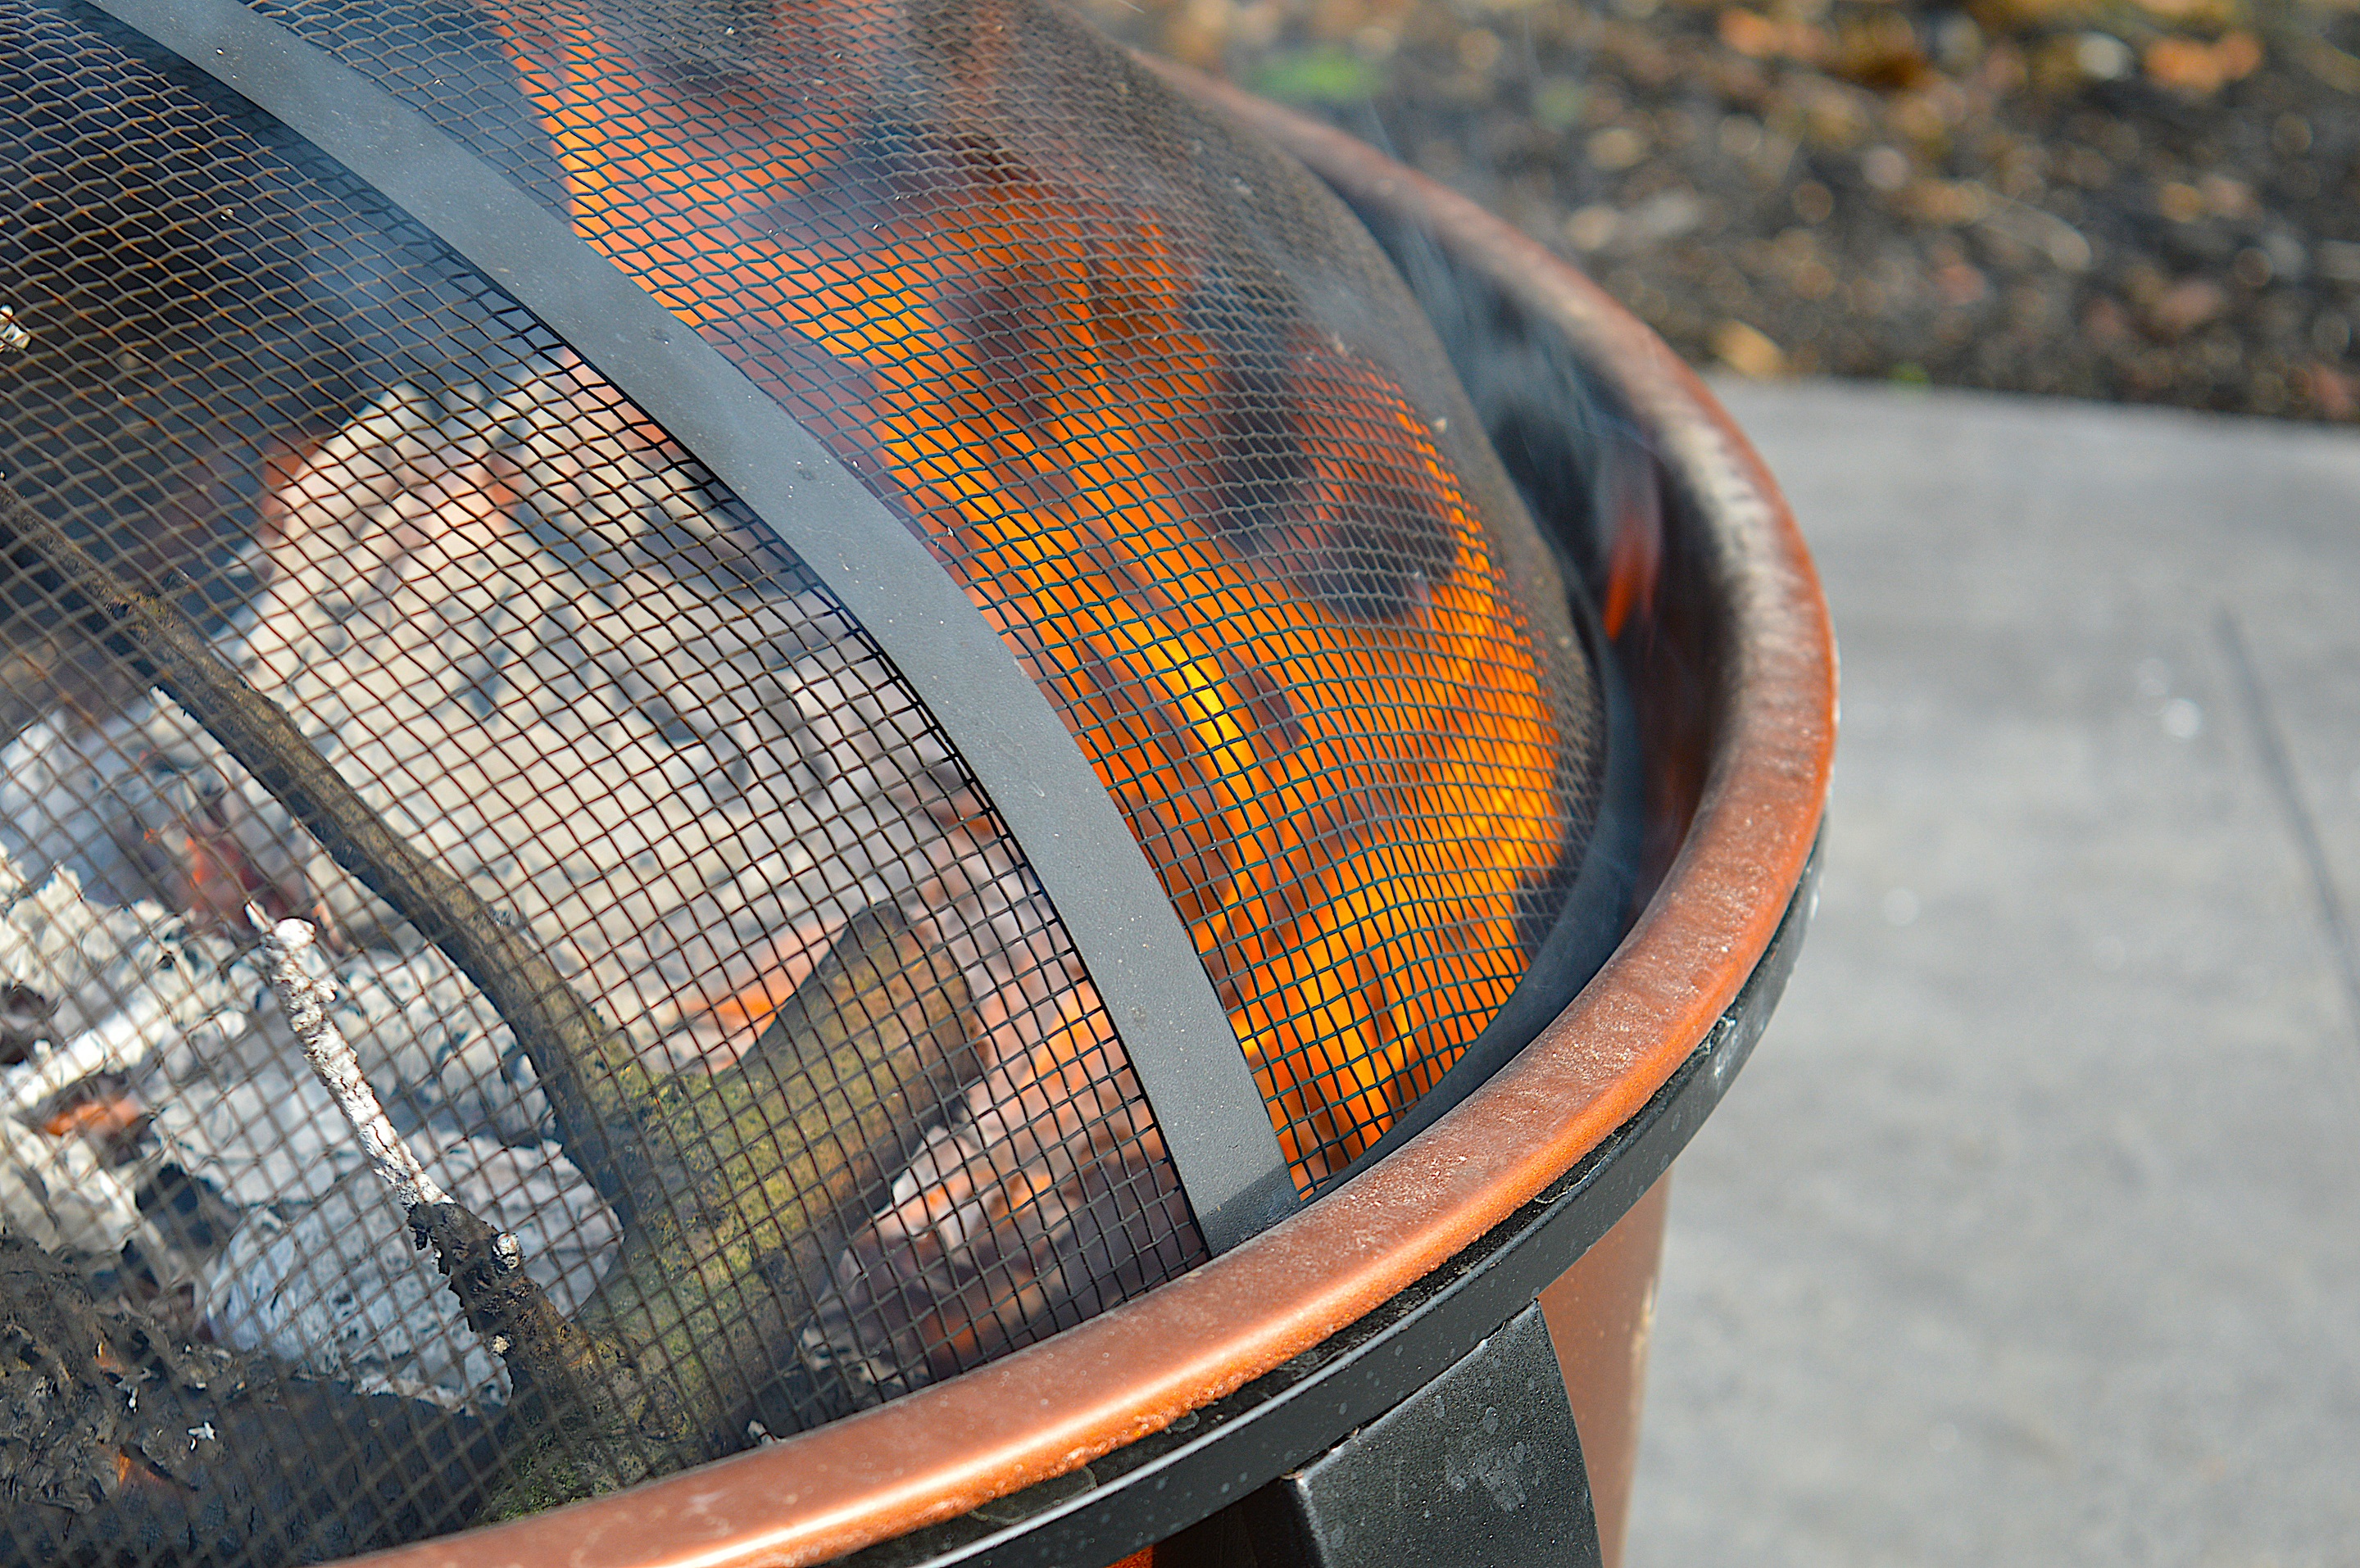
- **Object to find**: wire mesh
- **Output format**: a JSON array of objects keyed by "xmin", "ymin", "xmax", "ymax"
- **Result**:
[
  {"xmin": 2, "ymin": 0, "xmax": 1616, "ymax": 1561},
  {"xmin": 265, "ymin": 0, "xmax": 1614, "ymax": 1193},
  {"xmin": 2, "ymin": 2, "xmax": 1198, "ymax": 1561}
]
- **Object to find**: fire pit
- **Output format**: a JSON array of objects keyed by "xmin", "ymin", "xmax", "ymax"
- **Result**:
[{"xmin": 0, "ymin": 2, "xmax": 1831, "ymax": 1565}]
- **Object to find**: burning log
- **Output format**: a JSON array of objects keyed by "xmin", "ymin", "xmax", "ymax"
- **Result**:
[
  {"xmin": 411, "ymin": 904, "xmax": 976, "ymax": 1514},
  {"xmin": 5, "ymin": 478, "xmax": 982, "ymax": 1516},
  {"xmin": 249, "ymin": 902, "xmax": 978, "ymax": 1516},
  {"xmin": 1, "ymin": 351, "xmax": 1209, "ymax": 1534}
]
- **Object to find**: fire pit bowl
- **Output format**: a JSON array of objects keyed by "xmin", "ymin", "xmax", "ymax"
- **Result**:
[
  {"xmin": 0, "ymin": 5, "xmax": 1830, "ymax": 1566},
  {"xmin": 340, "ymin": 68, "xmax": 1831, "ymax": 1568}
]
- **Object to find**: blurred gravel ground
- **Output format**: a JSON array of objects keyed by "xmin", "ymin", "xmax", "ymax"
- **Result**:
[{"xmin": 1082, "ymin": 0, "xmax": 2360, "ymax": 422}]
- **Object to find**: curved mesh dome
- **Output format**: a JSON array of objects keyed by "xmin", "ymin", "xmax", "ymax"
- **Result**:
[
  {"xmin": 0, "ymin": 0, "xmax": 1617, "ymax": 1561},
  {"xmin": 252, "ymin": 0, "xmax": 1613, "ymax": 1188}
]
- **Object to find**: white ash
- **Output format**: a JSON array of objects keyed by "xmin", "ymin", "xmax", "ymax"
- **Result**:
[
  {"xmin": 134, "ymin": 938, "xmax": 547, "ymax": 1192},
  {"xmin": 0, "ymin": 838, "xmax": 556, "ymax": 1202},
  {"xmin": 0, "ymin": 1100, "xmax": 152, "ymax": 1261},
  {"xmin": 1, "ymin": 847, "xmax": 228, "ymax": 1262},
  {"xmin": 2, "ymin": 358, "xmax": 1194, "ymax": 1419},
  {"xmin": 0, "ymin": 846, "xmax": 229, "ymax": 1095},
  {"xmin": 202, "ymin": 1131, "xmax": 617, "ymax": 1409},
  {"xmin": 0, "ymin": 363, "xmax": 1071, "ymax": 1072},
  {"xmin": 143, "ymin": 936, "xmax": 620, "ymax": 1409},
  {"xmin": 0, "ymin": 841, "xmax": 619, "ymax": 1407}
]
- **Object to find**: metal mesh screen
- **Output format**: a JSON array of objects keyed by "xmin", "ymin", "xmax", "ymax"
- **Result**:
[
  {"xmin": 263, "ymin": 0, "xmax": 1612, "ymax": 1191},
  {"xmin": 1, "ymin": 2, "xmax": 1200, "ymax": 1560},
  {"xmin": 1, "ymin": 0, "xmax": 1613, "ymax": 1561}
]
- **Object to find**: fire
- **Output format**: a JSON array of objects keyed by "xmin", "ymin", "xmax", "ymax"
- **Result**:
[
  {"xmin": 40, "ymin": 1091, "xmax": 144, "ymax": 1143},
  {"xmin": 474, "ymin": 0, "xmax": 1586, "ymax": 1185}
]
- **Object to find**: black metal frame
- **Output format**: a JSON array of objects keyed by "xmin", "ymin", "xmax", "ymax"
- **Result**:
[
  {"xmin": 77, "ymin": 0, "xmax": 1299, "ymax": 1252},
  {"xmin": 1244, "ymin": 1300, "xmax": 1601, "ymax": 1567}
]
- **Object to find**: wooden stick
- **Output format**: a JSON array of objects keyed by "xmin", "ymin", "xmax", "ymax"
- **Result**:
[
  {"xmin": 1, "ymin": 488, "xmax": 663, "ymax": 1221},
  {"xmin": 252, "ymin": 909, "xmax": 452, "ymax": 1214}
]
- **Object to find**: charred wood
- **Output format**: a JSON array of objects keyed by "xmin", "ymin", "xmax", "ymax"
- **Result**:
[
  {"xmin": 0, "ymin": 1236, "xmax": 485, "ymax": 1567},
  {"xmin": 5, "ymin": 487, "xmax": 982, "ymax": 1521}
]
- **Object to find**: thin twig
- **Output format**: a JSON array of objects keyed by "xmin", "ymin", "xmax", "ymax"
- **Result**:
[{"xmin": 252, "ymin": 909, "xmax": 451, "ymax": 1213}]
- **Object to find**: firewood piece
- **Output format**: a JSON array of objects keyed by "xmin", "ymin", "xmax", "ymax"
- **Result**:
[
  {"xmin": 1, "ymin": 486, "xmax": 658, "ymax": 1221},
  {"xmin": 440, "ymin": 909, "xmax": 978, "ymax": 1517},
  {"xmin": 256, "ymin": 911, "xmax": 452, "ymax": 1212}
]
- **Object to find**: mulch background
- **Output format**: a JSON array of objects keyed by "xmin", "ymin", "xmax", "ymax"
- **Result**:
[{"xmin": 1082, "ymin": 0, "xmax": 2360, "ymax": 423}]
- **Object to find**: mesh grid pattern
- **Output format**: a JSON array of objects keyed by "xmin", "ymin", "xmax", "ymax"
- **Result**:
[
  {"xmin": 268, "ymin": 0, "xmax": 1609, "ymax": 1190},
  {"xmin": 2, "ymin": 3, "xmax": 1196, "ymax": 1561}
]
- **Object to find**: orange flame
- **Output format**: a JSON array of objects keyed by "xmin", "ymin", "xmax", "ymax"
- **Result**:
[{"xmin": 478, "ymin": 2, "xmax": 1577, "ymax": 1185}]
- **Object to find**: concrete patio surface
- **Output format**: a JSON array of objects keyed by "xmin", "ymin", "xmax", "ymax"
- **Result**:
[{"xmin": 1624, "ymin": 382, "xmax": 2360, "ymax": 1568}]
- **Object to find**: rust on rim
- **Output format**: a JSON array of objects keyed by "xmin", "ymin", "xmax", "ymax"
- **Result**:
[{"xmin": 346, "ymin": 70, "xmax": 1836, "ymax": 1568}]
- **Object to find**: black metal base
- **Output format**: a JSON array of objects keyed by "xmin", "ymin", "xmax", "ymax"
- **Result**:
[
  {"xmin": 1259, "ymin": 1303, "xmax": 1600, "ymax": 1568},
  {"xmin": 1150, "ymin": 1303, "xmax": 1600, "ymax": 1567}
]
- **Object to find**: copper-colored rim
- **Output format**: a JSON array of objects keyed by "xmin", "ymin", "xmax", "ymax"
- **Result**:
[{"xmin": 346, "ymin": 72, "xmax": 1836, "ymax": 1568}]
